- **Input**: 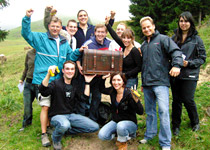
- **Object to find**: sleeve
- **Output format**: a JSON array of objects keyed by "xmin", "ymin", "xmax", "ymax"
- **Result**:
[
  {"xmin": 38, "ymin": 81, "xmax": 55, "ymax": 97},
  {"xmin": 187, "ymin": 36, "xmax": 206, "ymax": 68},
  {"xmin": 162, "ymin": 36, "xmax": 183, "ymax": 68},
  {"xmin": 67, "ymin": 47, "xmax": 81, "ymax": 61},
  {"xmin": 20, "ymin": 52, "xmax": 29, "ymax": 81},
  {"xmin": 21, "ymin": 16, "xmax": 40, "ymax": 50},
  {"xmin": 106, "ymin": 24, "xmax": 125, "ymax": 49},
  {"xmin": 129, "ymin": 93, "xmax": 144, "ymax": 115},
  {"xmin": 125, "ymin": 48, "xmax": 142, "ymax": 78},
  {"xmin": 43, "ymin": 8, "xmax": 51, "ymax": 31},
  {"xmin": 109, "ymin": 18, "xmax": 115, "ymax": 27},
  {"xmin": 99, "ymin": 78, "xmax": 113, "ymax": 95}
]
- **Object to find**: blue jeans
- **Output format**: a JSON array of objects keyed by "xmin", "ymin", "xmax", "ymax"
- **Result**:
[
  {"xmin": 143, "ymin": 86, "xmax": 171, "ymax": 148},
  {"xmin": 98, "ymin": 120, "xmax": 137, "ymax": 142},
  {"xmin": 126, "ymin": 77, "xmax": 138, "ymax": 89},
  {"xmin": 50, "ymin": 113, "xmax": 99, "ymax": 142},
  {"xmin": 22, "ymin": 81, "xmax": 39, "ymax": 127}
]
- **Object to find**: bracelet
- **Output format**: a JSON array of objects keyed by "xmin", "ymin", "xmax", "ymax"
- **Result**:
[{"xmin": 85, "ymin": 82, "xmax": 90, "ymax": 85}]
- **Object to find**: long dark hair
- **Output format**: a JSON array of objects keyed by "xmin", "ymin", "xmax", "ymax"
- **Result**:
[{"xmin": 175, "ymin": 11, "xmax": 196, "ymax": 44}]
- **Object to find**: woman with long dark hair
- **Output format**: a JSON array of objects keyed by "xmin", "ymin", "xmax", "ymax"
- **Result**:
[
  {"xmin": 98, "ymin": 73, "xmax": 144, "ymax": 150},
  {"xmin": 171, "ymin": 11, "xmax": 206, "ymax": 135}
]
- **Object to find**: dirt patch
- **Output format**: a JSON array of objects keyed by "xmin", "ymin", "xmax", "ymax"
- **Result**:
[
  {"xmin": 64, "ymin": 132, "xmax": 139, "ymax": 150},
  {"xmin": 198, "ymin": 64, "xmax": 210, "ymax": 85}
]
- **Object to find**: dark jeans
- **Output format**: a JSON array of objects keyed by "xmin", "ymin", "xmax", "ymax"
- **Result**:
[
  {"xmin": 75, "ymin": 74, "xmax": 101, "ymax": 122},
  {"xmin": 170, "ymin": 78, "xmax": 199, "ymax": 128},
  {"xmin": 22, "ymin": 81, "xmax": 39, "ymax": 127}
]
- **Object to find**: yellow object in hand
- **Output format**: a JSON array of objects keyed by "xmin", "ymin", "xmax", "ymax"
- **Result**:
[
  {"xmin": 131, "ymin": 89, "xmax": 141, "ymax": 98},
  {"xmin": 49, "ymin": 66, "xmax": 60, "ymax": 77}
]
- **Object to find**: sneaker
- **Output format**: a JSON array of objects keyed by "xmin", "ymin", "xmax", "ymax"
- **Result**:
[
  {"xmin": 139, "ymin": 139, "xmax": 147, "ymax": 144},
  {"xmin": 41, "ymin": 133, "xmax": 51, "ymax": 147},
  {"xmin": 192, "ymin": 124, "xmax": 200, "ymax": 131},
  {"xmin": 162, "ymin": 147, "xmax": 171, "ymax": 150},
  {"xmin": 53, "ymin": 141, "xmax": 62, "ymax": 150},
  {"xmin": 19, "ymin": 127, "xmax": 25, "ymax": 132}
]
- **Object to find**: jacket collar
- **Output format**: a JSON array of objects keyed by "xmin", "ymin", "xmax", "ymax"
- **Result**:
[
  {"xmin": 47, "ymin": 32, "xmax": 67, "ymax": 44},
  {"xmin": 143, "ymin": 30, "xmax": 159, "ymax": 41}
]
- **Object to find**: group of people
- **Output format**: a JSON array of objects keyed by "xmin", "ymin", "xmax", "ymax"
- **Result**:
[{"xmin": 19, "ymin": 5, "xmax": 206, "ymax": 150}]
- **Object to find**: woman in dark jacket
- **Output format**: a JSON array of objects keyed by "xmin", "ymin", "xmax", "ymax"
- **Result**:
[
  {"xmin": 98, "ymin": 73, "xmax": 144, "ymax": 150},
  {"xmin": 105, "ymin": 17, "xmax": 142, "ymax": 89},
  {"xmin": 171, "ymin": 11, "xmax": 206, "ymax": 136}
]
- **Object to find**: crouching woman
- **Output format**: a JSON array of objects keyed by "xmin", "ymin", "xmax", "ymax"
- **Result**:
[{"xmin": 98, "ymin": 73, "xmax": 144, "ymax": 150}]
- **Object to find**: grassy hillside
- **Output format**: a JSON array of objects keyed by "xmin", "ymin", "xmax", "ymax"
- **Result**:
[{"xmin": 0, "ymin": 19, "xmax": 210, "ymax": 150}]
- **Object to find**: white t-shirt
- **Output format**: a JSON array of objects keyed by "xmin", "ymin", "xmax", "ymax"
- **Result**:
[
  {"xmin": 109, "ymin": 40, "xmax": 141, "ymax": 51},
  {"xmin": 54, "ymin": 37, "xmax": 60, "ymax": 55}
]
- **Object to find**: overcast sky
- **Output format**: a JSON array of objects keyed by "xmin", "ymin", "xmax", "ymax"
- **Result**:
[{"xmin": 0, "ymin": 0, "xmax": 132, "ymax": 30}]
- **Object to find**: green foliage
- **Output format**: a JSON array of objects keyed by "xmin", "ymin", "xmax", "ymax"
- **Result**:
[
  {"xmin": 0, "ymin": 29, "xmax": 9, "ymax": 42},
  {"xmin": 128, "ymin": 0, "xmax": 210, "ymax": 37},
  {"xmin": 0, "ymin": 0, "xmax": 9, "ymax": 9}
]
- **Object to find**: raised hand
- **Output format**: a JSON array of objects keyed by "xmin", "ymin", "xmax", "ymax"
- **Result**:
[{"xmin": 26, "ymin": 9, "xmax": 34, "ymax": 17}]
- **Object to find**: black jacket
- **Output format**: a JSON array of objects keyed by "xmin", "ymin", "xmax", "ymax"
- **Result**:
[
  {"xmin": 141, "ymin": 30, "xmax": 183, "ymax": 87},
  {"xmin": 39, "ymin": 77, "xmax": 89, "ymax": 118},
  {"xmin": 172, "ymin": 30, "xmax": 206, "ymax": 80},
  {"xmin": 99, "ymin": 79, "xmax": 144, "ymax": 124}
]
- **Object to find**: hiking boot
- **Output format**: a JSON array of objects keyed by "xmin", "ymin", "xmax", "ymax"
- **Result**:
[
  {"xmin": 53, "ymin": 141, "xmax": 62, "ymax": 150},
  {"xmin": 116, "ymin": 141, "xmax": 127, "ymax": 150},
  {"xmin": 192, "ymin": 124, "xmax": 200, "ymax": 131},
  {"xmin": 41, "ymin": 133, "xmax": 51, "ymax": 147},
  {"xmin": 139, "ymin": 139, "xmax": 147, "ymax": 144}
]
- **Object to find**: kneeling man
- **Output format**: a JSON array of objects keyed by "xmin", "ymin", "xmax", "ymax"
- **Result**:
[{"xmin": 39, "ymin": 60, "xmax": 99, "ymax": 150}]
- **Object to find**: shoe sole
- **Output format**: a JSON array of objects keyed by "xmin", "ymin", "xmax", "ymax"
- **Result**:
[{"xmin": 42, "ymin": 142, "xmax": 51, "ymax": 147}]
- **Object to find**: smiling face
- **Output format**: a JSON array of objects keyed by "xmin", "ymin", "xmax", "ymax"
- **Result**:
[
  {"xmin": 111, "ymin": 74, "xmax": 125, "ymax": 90},
  {"xmin": 66, "ymin": 20, "xmax": 78, "ymax": 36},
  {"xmin": 141, "ymin": 19, "xmax": 155, "ymax": 37},
  {"xmin": 95, "ymin": 25, "xmax": 107, "ymax": 44},
  {"xmin": 62, "ymin": 62, "xmax": 75, "ymax": 80},
  {"xmin": 116, "ymin": 23, "xmax": 126, "ymax": 37},
  {"xmin": 77, "ymin": 10, "xmax": 88, "ymax": 26},
  {"xmin": 179, "ymin": 17, "xmax": 191, "ymax": 33},
  {"xmin": 48, "ymin": 21, "xmax": 62, "ymax": 38}
]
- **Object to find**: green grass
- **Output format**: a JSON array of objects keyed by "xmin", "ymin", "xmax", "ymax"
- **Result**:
[{"xmin": 0, "ymin": 20, "xmax": 210, "ymax": 150}]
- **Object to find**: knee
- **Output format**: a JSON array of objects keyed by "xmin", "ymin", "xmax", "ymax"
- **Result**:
[
  {"xmin": 98, "ymin": 129, "xmax": 110, "ymax": 140},
  {"xmin": 89, "ymin": 122, "xmax": 99, "ymax": 132},
  {"xmin": 55, "ymin": 121, "xmax": 70, "ymax": 134},
  {"xmin": 42, "ymin": 106, "xmax": 49, "ymax": 111},
  {"xmin": 116, "ymin": 122, "xmax": 126, "ymax": 133}
]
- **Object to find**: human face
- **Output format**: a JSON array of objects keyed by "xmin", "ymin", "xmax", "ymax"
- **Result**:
[
  {"xmin": 179, "ymin": 17, "xmax": 191, "ymax": 33},
  {"xmin": 66, "ymin": 22, "xmax": 78, "ymax": 36},
  {"xmin": 95, "ymin": 27, "xmax": 107, "ymax": 44},
  {"xmin": 62, "ymin": 63, "xmax": 75, "ymax": 80},
  {"xmin": 48, "ymin": 21, "xmax": 62, "ymax": 38},
  {"xmin": 78, "ymin": 11, "xmax": 88, "ymax": 26},
  {"xmin": 116, "ymin": 24, "xmax": 126, "ymax": 37},
  {"xmin": 48, "ymin": 21, "xmax": 61, "ymax": 38},
  {"xmin": 141, "ymin": 20, "xmax": 155, "ymax": 37},
  {"xmin": 112, "ymin": 74, "xmax": 124, "ymax": 90},
  {"xmin": 122, "ymin": 36, "xmax": 133, "ymax": 47}
]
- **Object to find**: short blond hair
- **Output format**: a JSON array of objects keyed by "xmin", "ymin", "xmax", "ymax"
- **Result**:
[
  {"xmin": 140, "ymin": 16, "xmax": 154, "ymax": 26},
  {"xmin": 95, "ymin": 24, "xmax": 107, "ymax": 32}
]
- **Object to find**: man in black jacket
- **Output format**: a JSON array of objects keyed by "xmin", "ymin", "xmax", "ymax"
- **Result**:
[
  {"xmin": 138, "ymin": 16, "xmax": 183, "ymax": 150},
  {"xmin": 39, "ymin": 60, "xmax": 99, "ymax": 150}
]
